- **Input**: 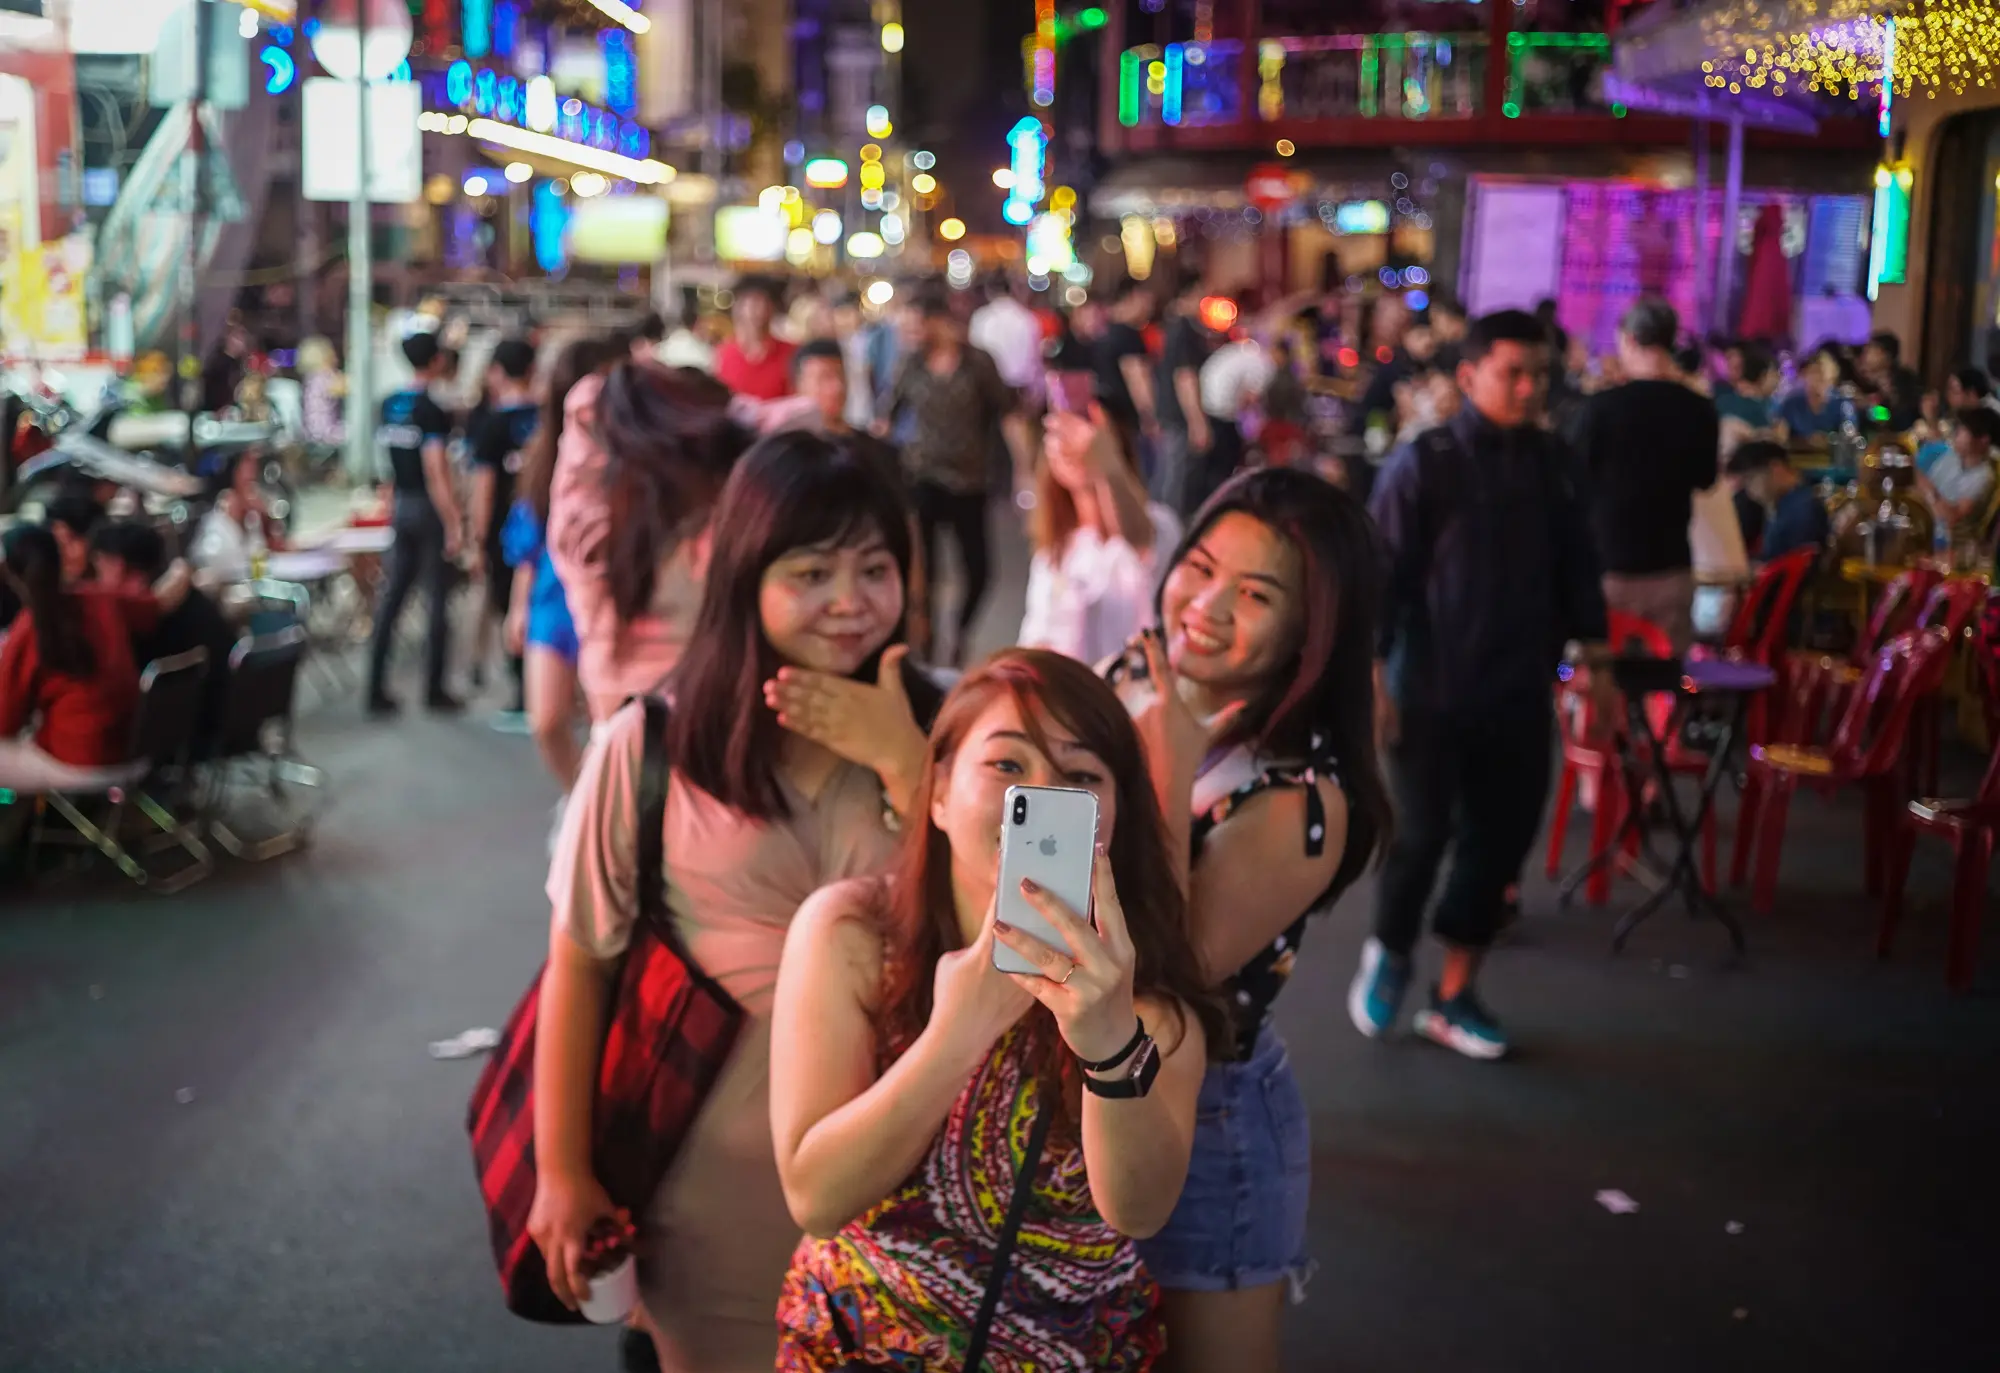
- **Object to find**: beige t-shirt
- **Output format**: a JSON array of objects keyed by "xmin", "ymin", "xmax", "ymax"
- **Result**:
[{"xmin": 545, "ymin": 702, "xmax": 902, "ymax": 1017}]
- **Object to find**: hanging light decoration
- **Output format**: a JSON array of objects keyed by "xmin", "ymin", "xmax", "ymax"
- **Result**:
[{"xmin": 1680, "ymin": 0, "xmax": 2000, "ymax": 100}]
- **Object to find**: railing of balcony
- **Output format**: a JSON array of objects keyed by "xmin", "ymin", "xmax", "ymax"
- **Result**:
[{"xmin": 1116, "ymin": 29, "xmax": 1623, "ymax": 128}]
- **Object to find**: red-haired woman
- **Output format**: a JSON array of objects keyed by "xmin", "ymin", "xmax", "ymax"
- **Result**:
[{"xmin": 768, "ymin": 649, "xmax": 1222, "ymax": 1370}]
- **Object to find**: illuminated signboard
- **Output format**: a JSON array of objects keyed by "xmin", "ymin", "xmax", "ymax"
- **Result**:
[
  {"xmin": 430, "ymin": 60, "xmax": 652, "ymax": 161},
  {"xmin": 602, "ymin": 29, "xmax": 636, "ymax": 116}
]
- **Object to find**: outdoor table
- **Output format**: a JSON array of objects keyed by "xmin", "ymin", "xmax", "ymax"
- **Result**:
[
  {"xmin": 263, "ymin": 549, "xmax": 347, "ymax": 584},
  {"xmin": 311, "ymin": 525, "xmax": 395, "ymax": 557},
  {"xmin": 1560, "ymin": 655, "xmax": 1776, "ymax": 953}
]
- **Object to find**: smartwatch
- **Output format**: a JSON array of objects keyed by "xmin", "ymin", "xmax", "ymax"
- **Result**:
[{"xmin": 1083, "ymin": 1034, "xmax": 1160, "ymax": 1099}]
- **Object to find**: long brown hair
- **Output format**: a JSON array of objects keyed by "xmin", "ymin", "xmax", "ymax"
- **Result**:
[
  {"xmin": 1028, "ymin": 411, "xmax": 1144, "ymax": 556},
  {"xmin": 873, "ymin": 649, "xmax": 1226, "ymax": 1126},
  {"xmin": 519, "ymin": 335, "xmax": 623, "ymax": 527},
  {"xmin": 591, "ymin": 359, "xmax": 748, "ymax": 624}
]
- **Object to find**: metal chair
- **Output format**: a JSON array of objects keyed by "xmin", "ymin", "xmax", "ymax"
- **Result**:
[
  {"xmin": 28, "ymin": 648, "xmax": 215, "ymax": 893},
  {"xmin": 201, "ymin": 626, "xmax": 326, "ymax": 860}
]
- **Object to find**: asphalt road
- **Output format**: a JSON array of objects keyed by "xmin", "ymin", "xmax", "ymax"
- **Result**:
[{"xmin": 3, "ymin": 508, "xmax": 1996, "ymax": 1372}]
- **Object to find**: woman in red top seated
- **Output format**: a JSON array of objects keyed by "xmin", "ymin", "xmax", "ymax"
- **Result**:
[{"xmin": 0, "ymin": 522, "xmax": 172, "ymax": 784}]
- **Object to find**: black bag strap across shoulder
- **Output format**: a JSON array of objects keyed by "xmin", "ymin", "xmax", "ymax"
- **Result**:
[
  {"xmin": 636, "ymin": 696, "xmax": 671, "ymax": 929},
  {"xmin": 828, "ymin": 1089, "xmax": 1052, "ymax": 1371},
  {"xmin": 962, "ymin": 1093, "xmax": 1053, "ymax": 1371}
]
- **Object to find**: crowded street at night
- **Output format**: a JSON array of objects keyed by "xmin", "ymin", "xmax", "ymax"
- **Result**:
[{"xmin": 5, "ymin": 0, "xmax": 2000, "ymax": 1368}]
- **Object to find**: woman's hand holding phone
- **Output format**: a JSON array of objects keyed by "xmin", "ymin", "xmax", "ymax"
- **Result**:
[
  {"xmin": 995, "ymin": 846, "xmax": 1140, "ymax": 1066},
  {"xmin": 929, "ymin": 902, "xmax": 1037, "ymax": 1070}
]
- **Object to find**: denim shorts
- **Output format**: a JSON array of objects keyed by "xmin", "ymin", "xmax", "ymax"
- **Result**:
[{"xmin": 1136, "ymin": 1025, "xmax": 1313, "ymax": 1295}]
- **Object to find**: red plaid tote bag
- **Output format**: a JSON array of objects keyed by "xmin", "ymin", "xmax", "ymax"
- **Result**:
[{"xmin": 466, "ymin": 698, "xmax": 746, "ymax": 1324}]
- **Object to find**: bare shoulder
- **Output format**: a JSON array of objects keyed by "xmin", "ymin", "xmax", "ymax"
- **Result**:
[
  {"xmin": 1213, "ymin": 772, "xmax": 1349, "ymax": 863},
  {"xmin": 789, "ymin": 877, "xmax": 893, "ymax": 990}
]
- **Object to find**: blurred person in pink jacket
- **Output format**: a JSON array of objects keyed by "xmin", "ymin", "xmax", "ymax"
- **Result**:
[{"xmin": 546, "ymin": 361, "xmax": 752, "ymax": 720}]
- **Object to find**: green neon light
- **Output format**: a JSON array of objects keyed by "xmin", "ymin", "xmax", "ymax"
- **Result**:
[
  {"xmin": 1359, "ymin": 38, "xmax": 1378, "ymax": 118},
  {"xmin": 1077, "ymin": 7, "xmax": 1107, "ymax": 30},
  {"xmin": 1119, "ymin": 49, "xmax": 1141, "ymax": 126}
]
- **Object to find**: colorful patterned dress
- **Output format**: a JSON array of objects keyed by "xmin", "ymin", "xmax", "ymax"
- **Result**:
[{"xmin": 775, "ymin": 1024, "xmax": 1165, "ymax": 1371}]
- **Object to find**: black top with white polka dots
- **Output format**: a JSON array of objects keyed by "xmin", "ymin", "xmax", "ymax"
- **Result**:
[{"xmin": 1194, "ymin": 733, "xmax": 1352, "ymax": 1063}]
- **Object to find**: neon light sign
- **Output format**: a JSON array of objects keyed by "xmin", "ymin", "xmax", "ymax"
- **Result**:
[
  {"xmin": 603, "ymin": 29, "xmax": 637, "ymax": 116},
  {"xmin": 463, "ymin": 0, "xmax": 492, "ymax": 56},
  {"xmin": 431, "ymin": 61, "xmax": 652, "ymax": 161}
]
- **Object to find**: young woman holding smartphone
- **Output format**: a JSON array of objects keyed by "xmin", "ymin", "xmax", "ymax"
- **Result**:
[
  {"xmin": 1114, "ymin": 468, "xmax": 1392, "ymax": 1373},
  {"xmin": 768, "ymin": 650, "xmax": 1222, "ymax": 1371},
  {"xmin": 529, "ymin": 431, "xmax": 941, "ymax": 1372}
]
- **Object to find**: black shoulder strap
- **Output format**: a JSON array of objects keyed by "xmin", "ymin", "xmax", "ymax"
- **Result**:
[
  {"xmin": 636, "ymin": 696, "xmax": 671, "ymax": 929},
  {"xmin": 962, "ymin": 1094, "xmax": 1053, "ymax": 1373}
]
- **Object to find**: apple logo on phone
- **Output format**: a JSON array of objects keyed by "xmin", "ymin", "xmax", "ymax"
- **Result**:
[{"xmin": 1038, "ymin": 836, "xmax": 1059, "ymax": 856}]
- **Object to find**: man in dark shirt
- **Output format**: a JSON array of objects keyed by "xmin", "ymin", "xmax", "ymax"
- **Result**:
[
  {"xmin": 1566, "ymin": 298, "xmax": 1718, "ymax": 652},
  {"xmin": 467, "ymin": 337, "xmax": 539, "ymax": 728},
  {"xmin": 1151, "ymin": 278, "xmax": 1213, "ymax": 513},
  {"xmin": 1857, "ymin": 330, "xmax": 1922, "ymax": 433},
  {"xmin": 366, "ymin": 332, "xmax": 464, "ymax": 715},
  {"xmin": 1092, "ymin": 279, "xmax": 1157, "ymax": 431},
  {"xmin": 1354, "ymin": 309, "xmax": 1610, "ymax": 1060},
  {"xmin": 1727, "ymin": 441, "xmax": 1828, "ymax": 559},
  {"xmin": 89, "ymin": 520, "xmax": 236, "ymax": 755}
]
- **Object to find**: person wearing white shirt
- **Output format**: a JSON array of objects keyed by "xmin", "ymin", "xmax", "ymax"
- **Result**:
[
  {"xmin": 1019, "ymin": 404, "xmax": 1181, "ymax": 666},
  {"xmin": 969, "ymin": 275, "xmax": 1047, "ymax": 495},
  {"xmin": 1190, "ymin": 334, "xmax": 1275, "ymax": 512},
  {"xmin": 1918, "ymin": 407, "xmax": 2000, "ymax": 542}
]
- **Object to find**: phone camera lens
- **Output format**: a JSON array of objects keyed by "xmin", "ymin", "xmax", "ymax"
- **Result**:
[{"xmin": 1012, "ymin": 796, "xmax": 1027, "ymax": 825}]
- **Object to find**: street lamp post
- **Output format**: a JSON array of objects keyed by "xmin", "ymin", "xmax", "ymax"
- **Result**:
[
  {"xmin": 346, "ymin": 0, "xmax": 372, "ymax": 485},
  {"xmin": 308, "ymin": 0, "xmax": 412, "ymax": 484}
]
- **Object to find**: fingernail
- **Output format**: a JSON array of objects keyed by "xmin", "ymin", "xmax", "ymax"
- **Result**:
[
  {"xmin": 1019, "ymin": 876, "xmax": 1039, "ymax": 894},
  {"xmin": 994, "ymin": 920, "xmax": 1013, "ymax": 935}
]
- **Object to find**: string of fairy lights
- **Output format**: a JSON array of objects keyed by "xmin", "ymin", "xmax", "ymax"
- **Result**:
[{"xmin": 1688, "ymin": 0, "xmax": 2000, "ymax": 99}]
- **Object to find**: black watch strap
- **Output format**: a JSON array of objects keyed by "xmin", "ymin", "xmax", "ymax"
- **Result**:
[
  {"xmin": 1083, "ymin": 1037, "xmax": 1160, "ymax": 1099},
  {"xmin": 1076, "ymin": 1016, "xmax": 1146, "ymax": 1072}
]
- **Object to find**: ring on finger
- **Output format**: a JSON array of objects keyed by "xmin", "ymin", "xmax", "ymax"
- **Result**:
[{"xmin": 1056, "ymin": 961, "xmax": 1078, "ymax": 985}]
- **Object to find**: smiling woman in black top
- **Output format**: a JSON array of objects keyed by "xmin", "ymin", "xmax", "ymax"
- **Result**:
[{"xmin": 1107, "ymin": 467, "xmax": 1391, "ymax": 1373}]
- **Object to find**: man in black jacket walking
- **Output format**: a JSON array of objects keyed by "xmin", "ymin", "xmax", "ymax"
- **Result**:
[{"xmin": 1351, "ymin": 309, "xmax": 1610, "ymax": 1060}]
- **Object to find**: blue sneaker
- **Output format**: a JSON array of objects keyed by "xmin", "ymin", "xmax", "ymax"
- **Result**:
[
  {"xmin": 1348, "ymin": 937, "xmax": 1411, "ymax": 1039},
  {"xmin": 1413, "ymin": 987, "xmax": 1509, "ymax": 1061}
]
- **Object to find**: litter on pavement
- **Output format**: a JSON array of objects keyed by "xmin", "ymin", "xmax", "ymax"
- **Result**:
[{"xmin": 429, "ymin": 1027, "xmax": 502, "ymax": 1060}]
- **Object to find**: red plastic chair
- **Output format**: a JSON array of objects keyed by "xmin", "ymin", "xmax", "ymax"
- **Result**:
[
  {"xmin": 1877, "ymin": 736, "xmax": 2000, "ymax": 992},
  {"xmin": 1731, "ymin": 628, "xmax": 1956, "ymax": 915},
  {"xmin": 1697, "ymin": 548, "xmax": 1820, "ymax": 747},
  {"xmin": 1781, "ymin": 566, "xmax": 1941, "ymax": 745},
  {"xmin": 1904, "ymin": 577, "xmax": 1993, "ymax": 796},
  {"xmin": 1546, "ymin": 612, "xmax": 1697, "ymax": 903}
]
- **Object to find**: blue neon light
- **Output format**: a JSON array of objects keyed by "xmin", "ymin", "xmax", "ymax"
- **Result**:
[
  {"xmin": 532, "ymin": 180, "xmax": 572, "ymax": 273},
  {"xmin": 434, "ymin": 61, "xmax": 653, "ymax": 160},
  {"xmin": 260, "ymin": 45, "xmax": 296, "ymax": 95},
  {"xmin": 1008, "ymin": 116, "xmax": 1046, "ymax": 206},
  {"xmin": 463, "ymin": 0, "xmax": 492, "ymax": 57},
  {"xmin": 493, "ymin": 0, "xmax": 519, "ymax": 58},
  {"xmin": 1878, "ymin": 17, "xmax": 1895, "ymax": 138},
  {"xmin": 1163, "ymin": 43, "xmax": 1185, "ymax": 126},
  {"xmin": 1003, "ymin": 196, "xmax": 1033, "ymax": 226},
  {"xmin": 602, "ymin": 30, "xmax": 637, "ymax": 116}
]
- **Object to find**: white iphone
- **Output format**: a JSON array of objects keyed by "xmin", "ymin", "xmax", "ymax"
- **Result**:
[{"xmin": 992, "ymin": 784, "xmax": 1101, "ymax": 977}]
